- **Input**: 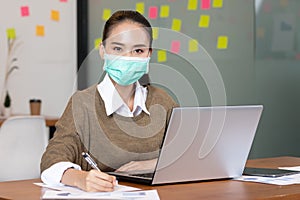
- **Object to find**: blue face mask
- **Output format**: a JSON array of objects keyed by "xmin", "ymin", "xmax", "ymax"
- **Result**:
[{"xmin": 103, "ymin": 53, "xmax": 150, "ymax": 86}]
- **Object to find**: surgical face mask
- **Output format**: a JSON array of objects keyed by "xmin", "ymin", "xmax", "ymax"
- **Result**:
[{"xmin": 103, "ymin": 53, "xmax": 150, "ymax": 86}]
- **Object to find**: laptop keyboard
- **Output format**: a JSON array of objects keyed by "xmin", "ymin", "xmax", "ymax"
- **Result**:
[{"xmin": 129, "ymin": 173, "xmax": 154, "ymax": 178}]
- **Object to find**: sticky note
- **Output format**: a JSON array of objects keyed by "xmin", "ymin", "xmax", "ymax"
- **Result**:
[
  {"xmin": 36, "ymin": 25, "xmax": 45, "ymax": 37},
  {"xmin": 160, "ymin": 5, "xmax": 170, "ymax": 18},
  {"xmin": 217, "ymin": 36, "xmax": 228, "ymax": 49},
  {"xmin": 172, "ymin": 18, "xmax": 182, "ymax": 32},
  {"xmin": 198, "ymin": 15, "xmax": 210, "ymax": 28},
  {"xmin": 263, "ymin": 2, "xmax": 271, "ymax": 13},
  {"xmin": 60, "ymin": 0, "xmax": 68, "ymax": 2},
  {"xmin": 280, "ymin": 0, "xmax": 288, "ymax": 7},
  {"xmin": 6, "ymin": 28, "xmax": 16, "ymax": 39},
  {"xmin": 136, "ymin": 2, "xmax": 145, "ymax": 14},
  {"xmin": 213, "ymin": 0, "xmax": 223, "ymax": 8},
  {"xmin": 149, "ymin": 6, "xmax": 158, "ymax": 19},
  {"xmin": 189, "ymin": 39, "xmax": 199, "ymax": 52},
  {"xmin": 152, "ymin": 27, "xmax": 159, "ymax": 40},
  {"xmin": 171, "ymin": 40, "xmax": 181, "ymax": 54},
  {"xmin": 94, "ymin": 38, "xmax": 102, "ymax": 49},
  {"xmin": 201, "ymin": 0, "xmax": 211, "ymax": 10},
  {"xmin": 257, "ymin": 27, "xmax": 265, "ymax": 38},
  {"xmin": 296, "ymin": 53, "xmax": 300, "ymax": 60},
  {"xmin": 51, "ymin": 10, "xmax": 60, "ymax": 21},
  {"xmin": 102, "ymin": 9, "xmax": 111, "ymax": 21},
  {"xmin": 188, "ymin": 0, "xmax": 198, "ymax": 10},
  {"xmin": 157, "ymin": 50, "xmax": 167, "ymax": 62},
  {"xmin": 21, "ymin": 6, "xmax": 29, "ymax": 17}
]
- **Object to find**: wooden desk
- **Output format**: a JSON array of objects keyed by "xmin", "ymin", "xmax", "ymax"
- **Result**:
[
  {"xmin": 0, "ymin": 116, "xmax": 58, "ymax": 127},
  {"xmin": 1, "ymin": 157, "xmax": 300, "ymax": 200}
]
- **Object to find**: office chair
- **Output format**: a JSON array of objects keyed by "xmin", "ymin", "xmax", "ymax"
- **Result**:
[{"xmin": 0, "ymin": 116, "xmax": 49, "ymax": 181}]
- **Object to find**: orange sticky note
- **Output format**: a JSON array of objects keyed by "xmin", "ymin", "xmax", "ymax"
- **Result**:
[
  {"xmin": 102, "ymin": 9, "xmax": 111, "ymax": 21},
  {"xmin": 217, "ymin": 36, "xmax": 228, "ymax": 49},
  {"xmin": 188, "ymin": 0, "xmax": 198, "ymax": 10},
  {"xmin": 94, "ymin": 38, "xmax": 102, "ymax": 49},
  {"xmin": 6, "ymin": 28, "xmax": 16, "ymax": 39},
  {"xmin": 171, "ymin": 40, "xmax": 181, "ymax": 54},
  {"xmin": 160, "ymin": 5, "xmax": 170, "ymax": 18},
  {"xmin": 152, "ymin": 27, "xmax": 159, "ymax": 40},
  {"xmin": 189, "ymin": 39, "xmax": 199, "ymax": 52},
  {"xmin": 213, "ymin": 0, "xmax": 223, "ymax": 8},
  {"xmin": 21, "ymin": 6, "xmax": 30, "ymax": 17},
  {"xmin": 149, "ymin": 6, "xmax": 158, "ymax": 19},
  {"xmin": 51, "ymin": 10, "xmax": 60, "ymax": 21},
  {"xmin": 198, "ymin": 15, "xmax": 210, "ymax": 28},
  {"xmin": 136, "ymin": 2, "xmax": 145, "ymax": 14},
  {"xmin": 157, "ymin": 50, "xmax": 167, "ymax": 62},
  {"xmin": 201, "ymin": 0, "xmax": 211, "ymax": 10},
  {"xmin": 172, "ymin": 18, "xmax": 182, "ymax": 32},
  {"xmin": 36, "ymin": 25, "xmax": 45, "ymax": 36}
]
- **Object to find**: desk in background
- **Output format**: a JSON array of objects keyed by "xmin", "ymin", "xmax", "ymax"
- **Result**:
[
  {"xmin": 0, "ymin": 116, "xmax": 58, "ymax": 138},
  {"xmin": 1, "ymin": 157, "xmax": 300, "ymax": 200}
]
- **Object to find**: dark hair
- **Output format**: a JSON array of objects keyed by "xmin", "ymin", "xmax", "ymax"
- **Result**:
[{"xmin": 102, "ymin": 10, "xmax": 153, "ymax": 47}]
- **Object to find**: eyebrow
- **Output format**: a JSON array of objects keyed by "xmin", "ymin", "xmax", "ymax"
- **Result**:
[{"xmin": 110, "ymin": 42, "xmax": 148, "ymax": 48}]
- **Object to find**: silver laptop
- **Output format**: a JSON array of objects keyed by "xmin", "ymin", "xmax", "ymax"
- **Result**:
[{"xmin": 109, "ymin": 105, "xmax": 263, "ymax": 185}]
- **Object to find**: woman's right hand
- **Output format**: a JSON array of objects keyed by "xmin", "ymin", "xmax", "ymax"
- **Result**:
[{"xmin": 61, "ymin": 168, "xmax": 117, "ymax": 192}]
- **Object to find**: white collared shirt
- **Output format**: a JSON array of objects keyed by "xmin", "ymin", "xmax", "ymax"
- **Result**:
[
  {"xmin": 97, "ymin": 74, "xmax": 150, "ymax": 117},
  {"xmin": 41, "ymin": 75, "xmax": 150, "ymax": 186}
]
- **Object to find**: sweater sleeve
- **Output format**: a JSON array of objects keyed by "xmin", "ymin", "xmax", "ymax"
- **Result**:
[{"xmin": 40, "ymin": 95, "xmax": 87, "ymax": 174}]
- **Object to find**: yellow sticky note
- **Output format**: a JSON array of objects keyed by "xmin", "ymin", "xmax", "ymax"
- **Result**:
[
  {"xmin": 6, "ymin": 28, "xmax": 16, "ymax": 39},
  {"xmin": 172, "ymin": 18, "xmax": 182, "ymax": 32},
  {"xmin": 217, "ymin": 36, "xmax": 228, "ymax": 49},
  {"xmin": 102, "ymin": 9, "xmax": 111, "ymax": 21},
  {"xmin": 157, "ymin": 50, "xmax": 167, "ymax": 62},
  {"xmin": 213, "ymin": 0, "xmax": 223, "ymax": 8},
  {"xmin": 188, "ymin": 0, "xmax": 198, "ymax": 10},
  {"xmin": 51, "ymin": 10, "xmax": 60, "ymax": 21},
  {"xmin": 136, "ymin": 2, "xmax": 145, "ymax": 14},
  {"xmin": 189, "ymin": 39, "xmax": 199, "ymax": 52},
  {"xmin": 94, "ymin": 38, "xmax": 102, "ymax": 49},
  {"xmin": 160, "ymin": 5, "xmax": 170, "ymax": 18},
  {"xmin": 152, "ymin": 27, "xmax": 159, "ymax": 40},
  {"xmin": 198, "ymin": 15, "xmax": 210, "ymax": 28},
  {"xmin": 257, "ymin": 27, "xmax": 265, "ymax": 38},
  {"xmin": 36, "ymin": 25, "xmax": 45, "ymax": 36},
  {"xmin": 280, "ymin": 0, "xmax": 288, "ymax": 7}
]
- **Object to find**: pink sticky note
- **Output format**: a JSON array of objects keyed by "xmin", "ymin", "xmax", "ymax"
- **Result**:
[
  {"xmin": 149, "ymin": 6, "xmax": 158, "ymax": 19},
  {"xmin": 296, "ymin": 53, "xmax": 300, "ymax": 60},
  {"xmin": 263, "ymin": 2, "xmax": 271, "ymax": 13},
  {"xmin": 171, "ymin": 40, "xmax": 181, "ymax": 54},
  {"xmin": 60, "ymin": 0, "xmax": 68, "ymax": 2},
  {"xmin": 201, "ymin": 0, "xmax": 211, "ymax": 10},
  {"xmin": 21, "ymin": 6, "xmax": 29, "ymax": 17}
]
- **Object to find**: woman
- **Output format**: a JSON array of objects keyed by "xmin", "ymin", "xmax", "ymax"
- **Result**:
[{"xmin": 40, "ymin": 10, "xmax": 178, "ymax": 192}]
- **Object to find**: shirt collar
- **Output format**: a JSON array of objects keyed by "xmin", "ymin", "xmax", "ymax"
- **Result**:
[{"xmin": 97, "ymin": 74, "xmax": 150, "ymax": 116}]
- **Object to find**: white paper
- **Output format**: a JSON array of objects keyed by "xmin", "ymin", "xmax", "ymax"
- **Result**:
[
  {"xmin": 234, "ymin": 173, "xmax": 300, "ymax": 185},
  {"xmin": 271, "ymin": 14, "xmax": 295, "ymax": 52},
  {"xmin": 34, "ymin": 182, "xmax": 140, "ymax": 193},
  {"xmin": 41, "ymin": 189, "xmax": 160, "ymax": 200}
]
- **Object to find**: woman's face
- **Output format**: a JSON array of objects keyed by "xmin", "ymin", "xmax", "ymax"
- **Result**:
[{"xmin": 100, "ymin": 21, "xmax": 152, "ymax": 58}]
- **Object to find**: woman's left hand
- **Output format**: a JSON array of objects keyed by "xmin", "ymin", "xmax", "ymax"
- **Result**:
[{"xmin": 116, "ymin": 158, "xmax": 158, "ymax": 172}]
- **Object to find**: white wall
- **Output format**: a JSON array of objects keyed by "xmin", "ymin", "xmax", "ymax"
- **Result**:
[{"xmin": 0, "ymin": 0, "xmax": 77, "ymax": 116}]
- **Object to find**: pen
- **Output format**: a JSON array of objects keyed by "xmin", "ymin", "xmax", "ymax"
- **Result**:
[
  {"xmin": 82, "ymin": 152, "xmax": 119, "ymax": 187},
  {"xmin": 82, "ymin": 152, "xmax": 100, "ymax": 171}
]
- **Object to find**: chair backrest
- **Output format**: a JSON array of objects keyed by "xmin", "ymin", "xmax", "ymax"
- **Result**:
[{"xmin": 0, "ymin": 116, "xmax": 49, "ymax": 181}]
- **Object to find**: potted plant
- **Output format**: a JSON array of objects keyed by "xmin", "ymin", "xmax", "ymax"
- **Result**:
[{"xmin": 3, "ymin": 91, "xmax": 11, "ymax": 117}]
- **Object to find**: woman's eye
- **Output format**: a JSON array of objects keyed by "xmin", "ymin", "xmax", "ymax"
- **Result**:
[
  {"xmin": 134, "ymin": 49, "xmax": 144, "ymax": 54},
  {"xmin": 113, "ymin": 47, "xmax": 122, "ymax": 52}
]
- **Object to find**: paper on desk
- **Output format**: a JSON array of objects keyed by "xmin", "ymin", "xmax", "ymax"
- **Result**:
[
  {"xmin": 41, "ymin": 189, "xmax": 160, "ymax": 199},
  {"xmin": 234, "ymin": 173, "xmax": 300, "ymax": 185},
  {"xmin": 34, "ymin": 182, "xmax": 140, "ymax": 193},
  {"xmin": 279, "ymin": 166, "xmax": 300, "ymax": 171}
]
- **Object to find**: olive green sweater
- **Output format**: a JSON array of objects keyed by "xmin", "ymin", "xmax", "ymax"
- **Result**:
[{"xmin": 41, "ymin": 85, "xmax": 178, "ymax": 172}]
